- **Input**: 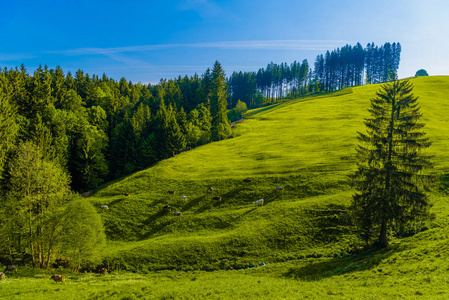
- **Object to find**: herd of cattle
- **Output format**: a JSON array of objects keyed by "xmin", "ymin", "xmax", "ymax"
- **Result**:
[
  {"xmin": 99, "ymin": 178, "xmax": 285, "ymax": 216},
  {"xmin": 0, "ymin": 265, "xmax": 110, "ymax": 283},
  {"xmin": 0, "ymin": 179, "xmax": 283, "ymax": 282}
]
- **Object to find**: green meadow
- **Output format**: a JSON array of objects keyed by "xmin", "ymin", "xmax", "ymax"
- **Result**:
[{"xmin": 2, "ymin": 76, "xmax": 449, "ymax": 299}]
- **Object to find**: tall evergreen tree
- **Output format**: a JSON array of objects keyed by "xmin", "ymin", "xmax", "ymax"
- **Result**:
[
  {"xmin": 165, "ymin": 104, "xmax": 186, "ymax": 157},
  {"xmin": 351, "ymin": 80, "xmax": 433, "ymax": 247},
  {"xmin": 209, "ymin": 61, "xmax": 231, "ymax": 140},
  {"xmin": 0, "ymin": 84, "xmax": 18, "ymax": 179}
]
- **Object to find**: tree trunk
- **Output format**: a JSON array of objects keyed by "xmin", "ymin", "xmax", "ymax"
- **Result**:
[{"xmin": 379, "ymin": 218, "xmax": 388, "ymax": 247}]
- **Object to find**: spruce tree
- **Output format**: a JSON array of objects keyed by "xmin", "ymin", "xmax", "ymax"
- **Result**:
[
  {"xmin": 177, "ymin": 106, "xmax": 188, "ymax": 136},
  {"xmin": 351, "ymin": 79, "xmax": 433, "ymax": 247},
  {"xmin": 0, "ymin": 85, "xmax": 18, "ymax": 179},
  {"xmin": 209, "ymin": 61, "xmax": 231, "ymax": 140},
  {"xmin": 154, "ymin": 99, "xmax": 169, "ymax": 159},
  {"xmin": 165, "ymin": 104, "xmax": 186, "ymax": 157}
]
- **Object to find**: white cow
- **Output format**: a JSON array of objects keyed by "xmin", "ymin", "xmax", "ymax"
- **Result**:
[{"xmin": 252, "ymin": 199, "xmax": 264, "ymax": 206}]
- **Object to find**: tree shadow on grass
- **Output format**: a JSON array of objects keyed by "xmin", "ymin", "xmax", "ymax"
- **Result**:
[
  {"xmin": 182, "ymin": 195, "xmax": 208, "ymax": 212},
  {"xmin": 139, "ymin": 210, "xmax": 175, "ymax": 240},
  {"xmin": 303, "ymin": 203, "xmax": 354, "ymax": 243},
  {"xmin": 284, "ymin": 246, "xmax": 396, "ymax": 281}
]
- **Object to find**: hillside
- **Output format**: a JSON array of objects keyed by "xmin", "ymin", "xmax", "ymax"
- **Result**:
[
  {"xmin": 2, "ymin": 76, "xmax": 449, "ymax": 299},
  {"xmin": 84, "ymin": 76, "xmax": 449, "ymax": 272}
]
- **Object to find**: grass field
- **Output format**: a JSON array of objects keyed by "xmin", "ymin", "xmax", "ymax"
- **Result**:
[{"xmin": 2, "ymin": 76, "xmax": 449, "ymax": 299}]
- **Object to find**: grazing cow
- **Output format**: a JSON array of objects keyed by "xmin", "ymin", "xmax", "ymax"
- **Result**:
[
  {"xmin": 243, "ymin": 178, "xmax": 253, "ymax": 183},
  {"xmin": 252, "ymin": 199, "xmax": 264, "ymax": 206},
  {"xmin": 168, "ymin": 190, "xmax": 176, "ymax": 195},
  {"xmin": 99, "ymin": 205, "xmax": 109, "ymax": 210},
  {"xmin": 213, "ymin": 196, "xmax": 222, "ymax": 201},
  {"xmin": 173, "ymin": 212, "xmax": 182, "ymax": 216},
  {"xmin": 123, "ymin": 193, "xmax": 130, "ymax": 197},
  {"xmin": 4, "ymin": 265, "xmax": 17, "ymax": 273},
  {"xmin": 49, "ymin": 275, "xmax": 66, "ymax": 283},
  {"xmin": 0, "ymin": 272, "xmax": 5, "ymax": 280},
  {"xmin": 207, "ymin": 187, "xmax": 214, "ymax": 193},
  {"xmin": 163, "ymin": 205, "xmax": 172, "ymax": 212},
  {"xmin": 98, "ymin": 268, "xmax": 108, "ymax": 275},
  {"xmin": 181, "ymin": 195, "xmax": 188, "ymax": 201},
  {"xmin": 276, "ymin": 186, "xmax": 284, "ymax": 192},
  {"xmin": 81, "ymin": 190, "xmax": 93, "ymax": 198}
]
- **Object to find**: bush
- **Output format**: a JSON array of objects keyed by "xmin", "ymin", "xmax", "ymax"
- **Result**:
[{"xmin": 415, "ymin": 69, "xmax": 429, "ymax": 77}]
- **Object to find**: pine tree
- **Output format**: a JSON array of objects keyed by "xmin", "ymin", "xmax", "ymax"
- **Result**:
[
  {"xmin": 351, "ymin": 79, "xmax": 433, "ymax": 247},
  {"xmin": 0, "ymin": 84, "xmax": 18, "ymax": 179},
  {"xmin": 209, "ymin": 61, "xmax": 231, "ymax": 140},
  {"xmin": 177, "ymin": 106, "xmax": 188, "ymax": 136},
  {"xmin": 165, "ymin": 104, "xmax": 186, "ymax": 157},
  {"xmin": 154, "ymin": 100, "xmax": 170, "ymax": 159},
  {"xmin": 51, "ymin": 66, "xmax": 66, "ymax": 101},
  {"xmin": 109, "ymin": 120, "xmax": 139, "ymax": 177}
]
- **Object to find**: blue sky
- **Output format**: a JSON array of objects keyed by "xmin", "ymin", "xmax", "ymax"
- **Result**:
[{"xmin": 1, "ymin": 0, "xmax": 448, "ymax": 83}]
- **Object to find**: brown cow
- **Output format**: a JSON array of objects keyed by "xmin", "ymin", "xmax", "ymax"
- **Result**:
[
  {"xmin": 98, "ymin": 268, "xmax": 108, "ymax": 275},
  {"xmin": 49, "ymin": 275, "xmax": 66, "ymax": 283},
  {"xmin": 213, "ymin": 196, "xmax": 222, "ymax": 201}
]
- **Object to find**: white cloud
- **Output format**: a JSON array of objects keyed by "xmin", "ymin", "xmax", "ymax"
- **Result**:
[
  {"xmin": 0, "ymin": 53, "xmax": 36, "ymax": 61},
  {"xmin": 50, "ymin": 40, "xmax": 354, "ymax": 56}
]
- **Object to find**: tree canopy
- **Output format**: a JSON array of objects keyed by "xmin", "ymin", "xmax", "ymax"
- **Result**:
[
  {"xmin": 415, "ymin": 69, "xmax": 429, "ymax": 77},
  {"xmin": 351, "ymin": 80, "xmax": 433, "ymax": 247}
]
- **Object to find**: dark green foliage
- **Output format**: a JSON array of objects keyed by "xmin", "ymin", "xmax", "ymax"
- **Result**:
[
  {"xmin": 210, "ymin": 61, "xmax": 231, "ymax": 140},
  {"xmin": 0, "ymin": 83, "xmax": 18, "ymax": 179},
  {"xmin": 110, "ymin": 121, "xmax": 140, "ymax": 177},
  {"xmin": 415, "ymin": 69, "xmax": 429, "ymax": 77},
  {"xmin": 228, "ymin": 100, "xmax": 248, "ymax": 122},
  {"xmin": 0, "ymin": 62, "xmax": 229, "ymax": 192},
  {"xmin": 351, "ymin": 80, "xmax": 433, "ymax": 247},
  {"xmin": 70, "ymin": 124, "xmax": 109, "ymax": 192}
]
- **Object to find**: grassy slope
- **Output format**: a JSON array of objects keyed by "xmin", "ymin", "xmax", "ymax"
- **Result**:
[
  {"xmin": 2, "ymin": 76, "xmax": 449, "ymax": 299},
  {"xmin": 91, "ymin": 76, "xmax": 449, "ymax": 267}
]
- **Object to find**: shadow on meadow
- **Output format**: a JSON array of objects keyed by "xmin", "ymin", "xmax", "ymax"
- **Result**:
[
  {"xmin": 305, "ymin": 203, "xmax": 353, "ymax": 243},
  {"xmin": 438, "ymin": 173, "xmax": 449, "ymax": 192},
  {"xmin": 284, "ymin": 246, "xmax": 395, "ymax": 281}
]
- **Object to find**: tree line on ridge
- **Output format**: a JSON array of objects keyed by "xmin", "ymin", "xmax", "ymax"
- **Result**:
[{"xmin": 228, "ymin": 42, "xmax": 401, "ymax": 109}]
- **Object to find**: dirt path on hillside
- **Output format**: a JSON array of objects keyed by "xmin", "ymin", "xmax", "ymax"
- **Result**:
[{"xmin": 231, "ymin": 117, "xmax": 248, "ymax": 129}]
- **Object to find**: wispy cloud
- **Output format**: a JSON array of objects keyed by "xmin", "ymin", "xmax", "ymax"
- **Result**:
[
  {"xmin": 102, "ymin": 52, "xmax": 153, "ymax": 69},
  {"xmin": 0, "ymin": 53, "xmax": 36, "ymax": 61},
  {"xmin": 50, "ymin": 40, "xmax": 353, "ymax": 56}
]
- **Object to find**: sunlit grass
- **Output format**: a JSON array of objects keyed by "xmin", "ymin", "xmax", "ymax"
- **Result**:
[{"xmin": 2, "ymin": 76, "xmax": 449, "ymax": 299}]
